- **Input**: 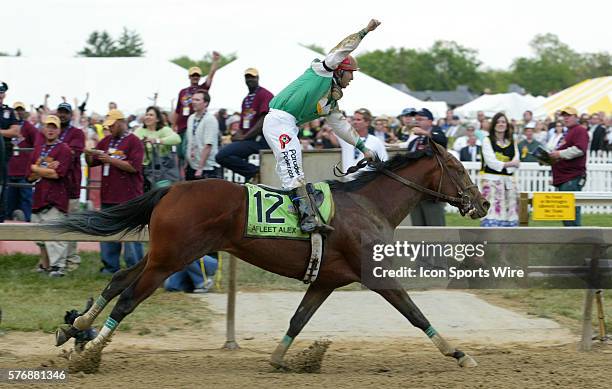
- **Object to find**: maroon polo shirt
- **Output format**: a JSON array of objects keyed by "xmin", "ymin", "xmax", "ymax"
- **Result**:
[
  {"xmin": 552, "ymin": 124, "xmax": 589, "ymax": 186},
  {"xmin": 239, "ymin": 87, "xmax": 273, "ymax": 135},
  {"xmin": 58, "ymin": 125, "xmax": 85, "ymax": 199},
  {"xmin": 28, "ymin": 142, "xmax": 72, "ymax": 213},
  {"xmin": 90, "ymin": 133, "xmax": 144, "ymax": 205},
  {"xmin": 174, "ymin": 83, "xmax": 211, "ymax": 133},
  {"xmin": 8, "ymin": 120, "xmax": 42, "ymax": 177}
]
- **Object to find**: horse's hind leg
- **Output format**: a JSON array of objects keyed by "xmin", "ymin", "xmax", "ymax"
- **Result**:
[
  {"xmin": 85, "ymin": 255, "xmax": 178, "ymax": 349},
  {"xmin": 371, "ymin": 286, "xmax": 477, "ymax": 368},
  {"xmin": 56, "ymin": 256, "xmax": 148, "ymax": 346},
  {"xmin": 270, "ymin": 283, "xmax": 334, "ymax": 369}
]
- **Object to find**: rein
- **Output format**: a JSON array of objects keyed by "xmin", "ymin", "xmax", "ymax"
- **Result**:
[{"xmin": 333, "ymin": 145, "xmax": 477, "ymax": 210}]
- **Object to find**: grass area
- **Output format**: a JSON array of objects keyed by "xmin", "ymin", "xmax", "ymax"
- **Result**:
[
  {"xmin": 0, "ymin": 252, "xmax": 211, "ymax": 334},
  {"xmin": 445, "ymin": 212, "xmax": 612, "ymax": 227},
  {"xmin": 476, "ymin": 289, "xmax": 612, "ymax": 332}
]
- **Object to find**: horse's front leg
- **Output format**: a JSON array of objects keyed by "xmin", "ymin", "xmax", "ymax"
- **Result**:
[
  {"xmin": 369, "ymin": 281, "xmax": 478, "ymax": 368},
  {"xmin": 270, "ymin": 283, "xmax": 335, "ymax": 369}
]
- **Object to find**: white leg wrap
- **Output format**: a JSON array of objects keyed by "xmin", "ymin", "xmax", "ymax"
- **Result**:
[
  {"xmin": 431, "ymin": 333, "xmax": 455, "ymax": 356},
  {"xmin": 74, "ymin": 296, "xmax": 107, "ymax": 330}
]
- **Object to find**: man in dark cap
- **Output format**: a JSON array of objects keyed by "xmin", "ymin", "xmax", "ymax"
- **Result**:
[
  {"xmin": 0, "ymin": 82, "xmax": 21, "ymax": 222},
  {"xmin": 406, "ymin": 108, "xmax": 447, "ymax": 226},
  {"xmin": 406, "ymin": 108, "xmax": 448, "ymax": 151}
]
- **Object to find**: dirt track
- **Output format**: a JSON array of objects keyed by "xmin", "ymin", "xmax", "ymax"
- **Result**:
[
  {"xmin": 1, "ymin": 334, "xmax": 612, "ymax": 389},
  {"xmin": 1, "ymin": 290, "xmax": 612, "ymax": 388}
]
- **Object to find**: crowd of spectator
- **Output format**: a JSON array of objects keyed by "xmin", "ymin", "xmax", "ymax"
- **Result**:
[{"xmin": 1, "ymin": 65, "xmax": 611, "ymax": 281}]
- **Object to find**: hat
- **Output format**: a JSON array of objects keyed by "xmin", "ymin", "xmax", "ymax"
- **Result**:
[
  {"xmin": 374, "ymin": 115, "xmax": 390, "ymax": 123},
  {"xmin": 188, "ymin": 66, "xmax": 202, "ymax": 76},
  {"xmin": 524, "ymin": 121, "xmax": 536, "ymax": 129},
  {"xmin": 412, "ymin": 108, "xmax": 434, "ymax": 121},
  {"xmin": 0, "ymin": 82, "xmax": 7, "ymax": 93},
  {"xmin": 103, "ymin": 109, "xmax": 125, "ymax": 128},
  {"xmin": 400, "ymin": 107, "xmax": 416, "ymax": 117},
  {"xmin": 57, "ymin": 102, "xmax": 73, "ymax": 113},
  {"xmin": 225, "ymin": 114, "xmax": 241, "ymax": 127},
  {"xmin": 13, "ymin": 101, "xmax": 26, "ymax": 110},
  {"xmin": 244, "ymin": 68, "xmax": 259, "ymax": 77},
  {"xmin": 44, "ymin": 115, "xmax": 61, "ymax": 128},
  {"xmin": 560, "ymin": 106, "xmax": 578, "ymax": 116}
]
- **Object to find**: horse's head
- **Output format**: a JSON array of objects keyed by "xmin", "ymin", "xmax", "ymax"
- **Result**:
[{"xmin": 428, "ymin": 141, "xmax": 489, "ymax": 219}]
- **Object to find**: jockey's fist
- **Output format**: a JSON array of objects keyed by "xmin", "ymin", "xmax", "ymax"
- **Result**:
[
  {"xmin": 366, "ymin": 19, "xmax": 381, "ymax": 32},
  {"xmin": 212, "ymin": 51, "xmax": 221, "ymax": 62}
]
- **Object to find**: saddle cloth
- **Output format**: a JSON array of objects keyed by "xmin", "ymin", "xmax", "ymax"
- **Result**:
[{"xmin": 244, "ymin": 182, "xmax": 334, "ymax": 240}]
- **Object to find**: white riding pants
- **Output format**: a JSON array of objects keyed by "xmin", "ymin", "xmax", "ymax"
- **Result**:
[{"xmin": 262, "ymin": 109, "xmax": 305, "ymax": 189}]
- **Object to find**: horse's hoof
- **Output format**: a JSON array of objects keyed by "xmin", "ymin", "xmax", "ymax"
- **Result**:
[
  {"xmin": 55, "ymin": 326, "xmax": 71, "ymax": 347},
  {"xmin": 270, "ymin": 360, "xmax": 290, "ymax": 371},
  {"xmin": 457, "ymin": 354, "xmax": 478, "ymax": 368}
]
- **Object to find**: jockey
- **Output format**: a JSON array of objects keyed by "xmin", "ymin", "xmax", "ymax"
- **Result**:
[{"xmin": 263, "ymin": 19, "xmax": 381, "ymax": 234}]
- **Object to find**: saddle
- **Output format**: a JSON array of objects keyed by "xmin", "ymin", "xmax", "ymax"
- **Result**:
[{"xmin": 244, "ymin": 182, "xmax": 334, "ymax": 283}]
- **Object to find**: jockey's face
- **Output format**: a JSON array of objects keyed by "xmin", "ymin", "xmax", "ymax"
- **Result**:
[{"xmin": 337, "ymin": 70, "xmax": 353, "ymax": 88}]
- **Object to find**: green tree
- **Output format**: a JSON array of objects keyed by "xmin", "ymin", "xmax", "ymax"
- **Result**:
[
  {"xmin": 579, "ymin": 52, "xmax": 612, "ymax": 80},
  {"xmin": 479, "ymin": 69, "xmax": 514, "ymax": 93},
  {"xmin": 357, "ymin": 41, "xmax": 482, "ymax": 91},
  {"xmin": 77, "ymin": 28, "xmax": 145, "ymax": 57},
  {"xmin": 114, "ymin": 28, "xmax": 145, "ymax": 57},
  {"xmin": 0, "ymin": 49, "xmax": 22, "ymax": 56},
  {"xmin": 510, "ymin": 33, "xmax": 586, "ymax": 95},
  {"xmin": 77, "ymin": 31, "xmax": 117, "ymax": 57},
  {"xmin": 171, "ymin": 52, "xmax": 236, "ymax": 74}
]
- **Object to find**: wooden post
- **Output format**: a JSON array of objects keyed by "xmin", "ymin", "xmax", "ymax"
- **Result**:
[
  {"xmin": 581, "ymin": 246, "xmax": 604, "ymax": 351},
  {"xmin": 581, "ymin": 287, "xmax": 595, "ymax": 351},
  {"xmin": 595, "ymin": 290, "xmax": 607, "ymax": 341},
  {"xmin": 519, "ymin": 192, "xmax": 529, "ymax": 227},
  {"xmin": 223, "ymin": 254, "xmax": 240, "ymax": 350}
]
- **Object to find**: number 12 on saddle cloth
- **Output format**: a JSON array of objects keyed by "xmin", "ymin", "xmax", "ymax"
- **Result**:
[{"xmin": 244, "ymin": 183, "xmax": 334, "ymax": 240}]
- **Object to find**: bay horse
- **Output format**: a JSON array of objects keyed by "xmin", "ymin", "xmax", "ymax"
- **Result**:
[{"xmin": 53, "ymin": 141, "xmax": 489, "ymax": 371}]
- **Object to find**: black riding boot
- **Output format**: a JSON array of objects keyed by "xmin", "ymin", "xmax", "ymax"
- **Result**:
[{"xmin": 291, "ymin": 185, "xmax": 334, "ymax": 233}]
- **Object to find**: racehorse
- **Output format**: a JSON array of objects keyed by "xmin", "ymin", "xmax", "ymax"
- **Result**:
[{"xmin": 53, "ymin": 141, "xmax": 489, "ymax": 371}]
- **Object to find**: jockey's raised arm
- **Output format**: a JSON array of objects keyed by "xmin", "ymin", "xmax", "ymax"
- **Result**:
[
  {"xmin": 323, "ymin": 19, "xmax": 381, "ymax": 70},
  {"xmin": 326, "ymin": 110, "xmax": 372, "ymax": 159}
]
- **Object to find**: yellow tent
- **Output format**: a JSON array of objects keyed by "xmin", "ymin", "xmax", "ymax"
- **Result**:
[{"xmin": 534, "ymin": 76, "xmax": 612, "ymax": 118}]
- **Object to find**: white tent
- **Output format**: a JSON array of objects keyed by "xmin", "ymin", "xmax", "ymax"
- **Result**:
[
  {"xmin": 455, "ymin": 92, "xmax": 544, "ymax": 120},
  {"xmin": 208, "ymin": 45, "xmax": 447, "ymax": 119},
  {"xmin": 0, "ymin": 57, "xmax": 187, "ymax": 115}
]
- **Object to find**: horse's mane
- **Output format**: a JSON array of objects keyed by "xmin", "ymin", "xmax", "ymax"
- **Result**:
[{"xmin": 328, "ymin": 149, "xmax": 432, "ymax": 192}]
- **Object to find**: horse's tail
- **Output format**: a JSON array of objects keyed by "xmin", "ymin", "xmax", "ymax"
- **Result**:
[{"xmin": 50, "ymin": 186, "xmax": 171, "ymax": 236}]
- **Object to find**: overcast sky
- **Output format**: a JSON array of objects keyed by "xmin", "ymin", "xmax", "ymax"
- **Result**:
[{"xmin": 7, "ymin": 0, "xmax": 611, "ymax": 70}]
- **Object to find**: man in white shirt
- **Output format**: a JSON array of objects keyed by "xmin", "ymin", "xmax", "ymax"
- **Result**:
[
  {"xmin": 336, "ymin": 109, "xmax": 388, "ymax": 180},
  {"xmin": 452, "ymin": 125, "xmax": 480, "ymax": 153},
  {"xmin": 185, "ymin": 90, "xmax": 221, "ymax": 180}
]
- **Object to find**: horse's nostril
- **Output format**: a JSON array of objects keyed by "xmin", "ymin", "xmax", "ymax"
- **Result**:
[{"xmin": 482, "ymin": 200, "xmax": 491, "ymax": 210}]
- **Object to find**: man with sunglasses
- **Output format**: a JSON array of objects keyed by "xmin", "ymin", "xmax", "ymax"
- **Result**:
[{"xmin": 262, "ymin": 19, "xmax": 381, "ymax": 233}]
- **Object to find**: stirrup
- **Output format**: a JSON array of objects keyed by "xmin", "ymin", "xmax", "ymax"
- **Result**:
[{"xmin": 292, "ymin": 185, "xmax": 334, "ymax": 234}]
